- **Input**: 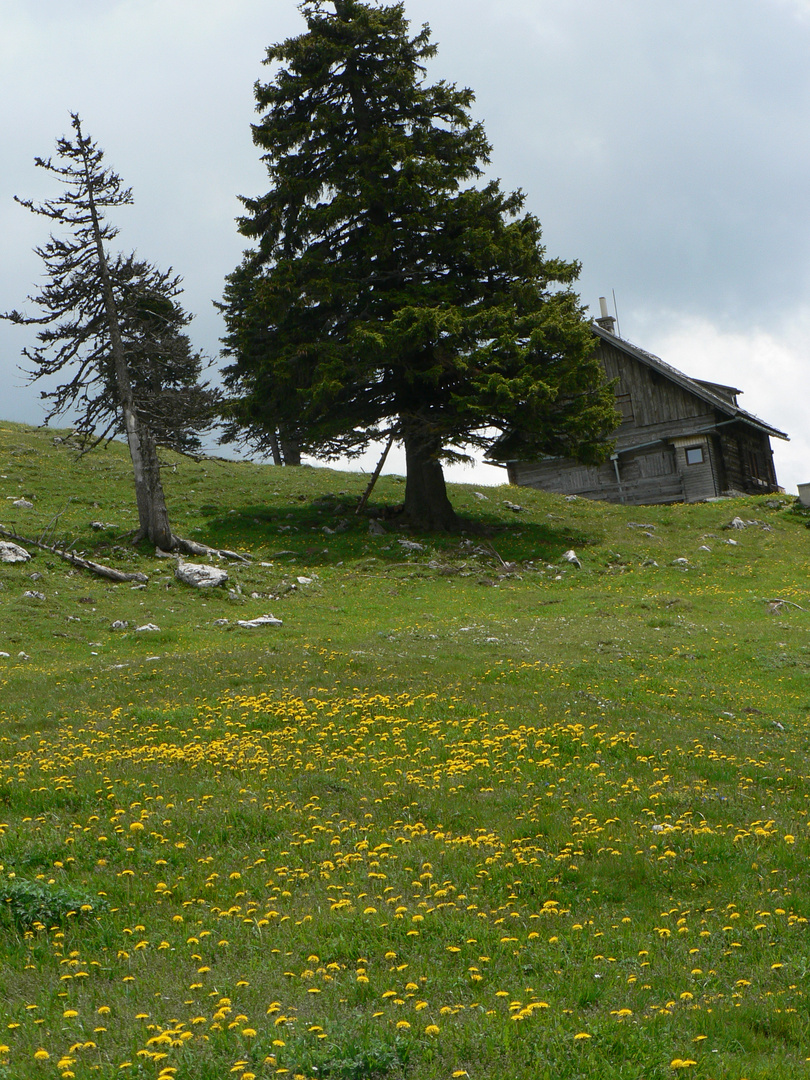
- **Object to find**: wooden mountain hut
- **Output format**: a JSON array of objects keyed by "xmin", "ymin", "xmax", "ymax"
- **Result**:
[{"xmin": 493, "ymin": 318, "xmax": 788, "ymax": 506}]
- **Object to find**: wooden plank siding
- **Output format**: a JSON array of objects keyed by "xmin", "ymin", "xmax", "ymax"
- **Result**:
[
  {"xmin": 601, "ymin": 342, "xmax": 712, "ymax": 432},
  {"xmin": 502, "ymin": 327, "xmax": 787, "ymax": 506},
  {"xmin": 719, "ymin": 424, "xmax": 779, "ymax": 494}
]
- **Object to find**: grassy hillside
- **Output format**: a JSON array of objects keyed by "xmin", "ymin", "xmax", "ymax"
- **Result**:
[{"xmin": 1, "ymin": 419, "xmax": 809, "ymax": 1080}]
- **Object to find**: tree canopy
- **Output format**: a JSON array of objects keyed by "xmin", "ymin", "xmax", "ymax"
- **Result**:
[
  {"xmin": 105, "ymin": 260, "xmax": 217, "ymax": 456},
  {"xmin": 221, "ymin": 0, "xmax": 618, "ymax": 529}
]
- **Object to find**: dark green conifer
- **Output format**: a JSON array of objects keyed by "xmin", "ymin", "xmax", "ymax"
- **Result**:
[{"xmin": 221, "ymin": 0, "xmax": 617, "ymax": 528}]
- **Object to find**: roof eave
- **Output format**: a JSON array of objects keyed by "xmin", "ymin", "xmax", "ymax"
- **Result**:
[{"xmin": 591, "ymin": 322, "xmax": 788, "ymax": 441}]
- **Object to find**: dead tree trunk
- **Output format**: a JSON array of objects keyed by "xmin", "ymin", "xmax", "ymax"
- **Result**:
[{"xmin": 78, "ymin": 129, "xmax": 175, "ymax": 549}]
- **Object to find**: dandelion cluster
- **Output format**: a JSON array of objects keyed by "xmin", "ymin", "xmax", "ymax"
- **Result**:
[{"xmin": 0, "ymin": 683, "xmax": 806, "ymax": 1078}]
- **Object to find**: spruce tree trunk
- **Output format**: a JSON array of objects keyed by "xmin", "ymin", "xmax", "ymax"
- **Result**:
[
  {"xmin": 269, "ymin": 432, "xmax": 283, "ymax": 466},
  {"xmin": 131, "ymin": 425, "xmax": 174, "ymax": 548},
  {"xmin": 401, "ymin": 429, "xmax": 459, "ymax": 531},
  {"xmin": 279, "ymin": 433, "xmax": 302, "ymax": 466},
  {"xmin": 78, "ymin": 129, "xmax": 175, "ymax": 549}
]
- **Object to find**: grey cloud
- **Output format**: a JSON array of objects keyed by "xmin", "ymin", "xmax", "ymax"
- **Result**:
[{"xmin": 2, "ymin": 0, "xmax": 807, "ymax": 487}]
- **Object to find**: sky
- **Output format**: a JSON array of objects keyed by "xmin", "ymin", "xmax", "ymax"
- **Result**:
[{"xmin": 2, "ymin": 0, "xmax": 809, "ymax": 491}]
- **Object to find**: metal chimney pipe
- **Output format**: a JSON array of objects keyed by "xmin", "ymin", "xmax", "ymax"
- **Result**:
[{"xmin": 596, "ymin": 296, "xmax": 617, "ymax": 334}]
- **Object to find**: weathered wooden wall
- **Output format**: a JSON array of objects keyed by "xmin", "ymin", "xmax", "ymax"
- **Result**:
[
  {"xmin": 508, "ymin": 339, "xmax": 780, "ymax": 505},
  {"xmin": 719, "ymin": 424, "xmax": 778, "ymax": 493}
]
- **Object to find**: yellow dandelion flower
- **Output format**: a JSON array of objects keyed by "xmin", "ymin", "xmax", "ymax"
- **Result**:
[
  {"xmin": 63, "ymin": 1010, "xmax": 79, "ymax": 1018},
  {"xmin": 34, "ymin": 1049, "xmax": 50, "ymax": 1061},
  {"xmin": 396, "ymin": 1021, "xmax": 411, "ymax": 1030},
  {"xmin": 573, "ymin": 1032, "xmax": 592, "ymax": 1040},
  {"xmin": 425, "ymin": 1025, "xmax": 439, "ymax": 1035}
]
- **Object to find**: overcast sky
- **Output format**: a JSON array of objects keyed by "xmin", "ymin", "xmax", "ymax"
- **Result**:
[{"xmin": 2, "ymin": 0, "xmax": 808, "ymax": 491}]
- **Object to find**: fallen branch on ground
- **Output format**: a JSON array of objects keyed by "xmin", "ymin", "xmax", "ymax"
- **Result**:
[
  {"xmin": 0, "ymin": 525, "xmax": 148, "ymax": 583},
  {"xmin": 171, "ymin": 537, "xmax": 251, "ymax": 563},
  {"xmin": 763, "ymin": 597, "xmax": 808, "ymax": 612}
]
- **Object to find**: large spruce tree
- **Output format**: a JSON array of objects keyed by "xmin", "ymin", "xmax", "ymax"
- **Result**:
[
  {"xmin": 221, "ymin": 0, "xmax": 617, "ymax": 529},
  {"xmin": 4, "ymin": 115, "xmax": 216, "ymax": 548}
]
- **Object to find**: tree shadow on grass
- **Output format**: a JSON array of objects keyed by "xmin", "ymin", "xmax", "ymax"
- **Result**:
[{"xmin": 193, "ymin": 499, "xmax": 598, "ymax": 569}]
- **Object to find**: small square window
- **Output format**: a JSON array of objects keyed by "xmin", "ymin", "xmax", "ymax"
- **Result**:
[
  {"xmin": 685, "ymin": 446, "xmax": 704, "ymax": 465},
  {"xmin": 615, "ymin": 393, "xmax": 634, "ymax": 423}
]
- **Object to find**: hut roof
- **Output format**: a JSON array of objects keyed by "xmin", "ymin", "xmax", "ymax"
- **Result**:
[{"xmin": 592, "ymin": 323, "xmax": 789, "ymax": 441}]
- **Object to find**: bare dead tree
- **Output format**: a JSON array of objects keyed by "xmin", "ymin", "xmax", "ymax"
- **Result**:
[{"xmin": 3, "ymin": 114, "xmax": 216, "ymax": 548}]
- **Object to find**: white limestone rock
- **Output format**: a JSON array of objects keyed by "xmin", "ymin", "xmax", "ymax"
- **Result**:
[
  {"xmin": 175, "ymin": 561, "xmax": 228, "ymax": 589},
  {"xmin": 0, "ymin": 541, "xmax": 31, "ymax": 563},
  {"xmin": 236, "ymin": 614, "xmax": 283, "ymax": 629}
]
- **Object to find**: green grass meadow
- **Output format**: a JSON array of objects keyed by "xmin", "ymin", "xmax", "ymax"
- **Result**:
[{"xmin": 1, "ymin": 420, "xmax": 809, "ymax": 1080}]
